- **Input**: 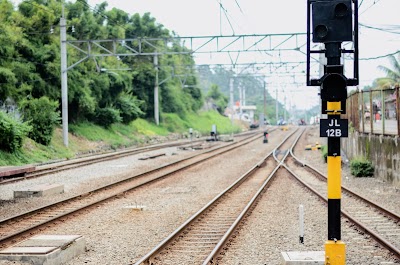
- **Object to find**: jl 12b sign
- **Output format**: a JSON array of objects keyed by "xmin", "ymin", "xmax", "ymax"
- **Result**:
[{"xmin": 320, "ymin": 118, "xmax": 348, "ymax": 138}]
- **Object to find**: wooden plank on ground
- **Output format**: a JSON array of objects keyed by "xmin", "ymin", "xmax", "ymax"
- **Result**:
[
  {"xmin": 138, "ymin": 153, "xmax": 166, "ymax": 160},
  {"xmin": 0, "ymin": 165, "xmax": 35, "ymax": 178}
]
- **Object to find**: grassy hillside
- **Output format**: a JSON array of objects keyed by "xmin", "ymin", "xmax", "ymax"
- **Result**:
[{"xmin": 0, "ymin": 111, "xmax": 245, "ymax": 166}]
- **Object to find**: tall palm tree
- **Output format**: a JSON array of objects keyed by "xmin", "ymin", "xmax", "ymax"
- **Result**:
[{"xmin": 376, "ymin": 53, "xmax": 400, "ymax": 89}]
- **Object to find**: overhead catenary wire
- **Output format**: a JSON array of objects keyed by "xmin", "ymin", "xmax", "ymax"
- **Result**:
[
  {"xmin": 215, "ymin": 0, "xmax": 235, "ymax": 35},
  {"xmin": 234, "ymin": 0, "xmax": 244, "ymax": 14},
  {"xmin": 75, "ymin": 0, "xmax": 132, "ymax": 36},
  {"xmin": 0, "ymin": 76, "xmax": 59, "ymax": 86},
  {"xmin": 360, "ymin": 23, "xmax": 400, "ymax": 35},
  {"xmin": 0, "ymin": 55, "xmax": 55, "ymax": 67},
  {"xmin": 359, "ymin": 50, "xmax": 400, "ymax": 60},
  {"xmin": 359, "ymin": 0, "xmax": 382, "ymax": 16},
  {"xmin": 19, "ymin": 0, "xmax": 55, "ymax": 16}
]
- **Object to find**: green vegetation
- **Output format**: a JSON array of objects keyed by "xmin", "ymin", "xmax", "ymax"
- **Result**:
[
  {"xmin": 205, "ymin": 84, "xmax": 228, "ymax": 115},
  {"xmin": 20, "ymin": 96, "xmax": 60, "ymax": 145},
  {"xmin": 0, "ymin": 0, "xmax": 202, "ymax": 140},
  {"xmin": 350, "ymin": 157, "xmax": 374, "ymax": 178},
  {"xmin": 321, "ymin": 145, "xmax": 328, "ymax": 163},
  {"xmin": 376, "ymin": 53, "xmax": 400, "ymax": 89},
  {"xmin": 0, "ymin": 111, "xmax": 31, "ymax": 152},
  {"xmin": 198, "ymin": 65, "xmax": 290, "ymax": 125},
  {"xmin": 0, "ymin": 111, "xmax": 243, "ymax": 166},
  {"xmin": 0, "ymin": 1, "xmax": 256, "ymax": 165}
]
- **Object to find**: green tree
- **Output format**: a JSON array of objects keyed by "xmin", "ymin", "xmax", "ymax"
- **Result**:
[
  {"xmin": 0, "ymin": 111, "xmax": 31, "ymax": 152},
  {"xmin": 20, "ymin": 96, "xmax": 60, "ymax": 145},
  {"xmin": 206, "ymin": 84, "xmax": 228, "ymax": 114},
  {"xmin": 0, "ymin": 0, "xmax": 204, "ymax": 133},
  {"xmin": 377, "ymin": 53, "xmax": 400, "ymax": 88}
]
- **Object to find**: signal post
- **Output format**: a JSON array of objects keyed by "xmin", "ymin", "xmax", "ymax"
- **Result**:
[{"xmin": 307, "ymin": 0, "xmax": 359, "ymax": 264}]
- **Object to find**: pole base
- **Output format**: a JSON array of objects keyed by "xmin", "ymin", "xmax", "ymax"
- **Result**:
[{"xmin": 325, "ymin": 240, "xmax": 345, "ymax": 265}]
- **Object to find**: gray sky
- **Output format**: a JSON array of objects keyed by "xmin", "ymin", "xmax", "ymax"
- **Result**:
[{"xmin": 85, "ymin": 0, "xmax": 400, "ymax": 110}]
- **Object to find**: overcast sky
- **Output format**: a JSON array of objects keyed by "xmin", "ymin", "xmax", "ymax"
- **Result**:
[
  {"xmin": 13, "ymin": 0, "xmax": 400, "ymax": 110},
  {"xmin": 85, "ymin": 0, "xmax": 400, "ymax": 110}
]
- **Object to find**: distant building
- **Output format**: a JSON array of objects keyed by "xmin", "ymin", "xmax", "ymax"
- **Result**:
[{"xmin": 233, "ymin": 105, "xmax": 257, "ymax": 123}]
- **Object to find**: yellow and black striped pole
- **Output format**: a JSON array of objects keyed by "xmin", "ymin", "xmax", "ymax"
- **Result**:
[
  {"xmin": 307, "ymin": 1, "xmax": 358, "ymax": 263},
  {"xmin": 325, "ymin": 101, "xmax": 345, "ymax": 264}
]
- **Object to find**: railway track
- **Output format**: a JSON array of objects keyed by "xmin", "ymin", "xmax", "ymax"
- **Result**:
[
  {"xmin": 0, "ymin": 137, "xmax": 216, "ymax": 185},
  {"xmin": 0, "ymin": 130, "xmax": 260, "ymax": 185},
  {"xmin": 133, "ymin": 128, "xmax": 300, "ymax": 264},
  {"xmin": 0, "ymin": 131, "xmax": 265, "ymax": 249},
  {"xmin": 134, "ymin": 127, "xmax": 399, "ymax": 264},
  {"xmin": 286, "ymin": 133, "xmax": 400, "ymax": 259}
]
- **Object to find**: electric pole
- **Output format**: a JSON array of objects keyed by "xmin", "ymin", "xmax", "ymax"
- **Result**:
[
  {"xmin": 60, "ymin": 2, "xmax": 68, "ymax": 147},
  {"xmin": 275, "ymin": 88, "xmax": 278, "ymax": 125},
  {"xmin": 154, "ymin": 55, "xmax": 159, "ymax": 125}
]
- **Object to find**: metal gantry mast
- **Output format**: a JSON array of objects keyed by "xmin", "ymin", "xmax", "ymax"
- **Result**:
[{"xmin": 60, "ymin": 32, "xmax": 314, "ymax": 146}]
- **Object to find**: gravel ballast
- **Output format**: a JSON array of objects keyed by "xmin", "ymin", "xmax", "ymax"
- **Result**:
[{"xmin": 0, "ymin": 127, "xmax": 398, "ymax": 265}]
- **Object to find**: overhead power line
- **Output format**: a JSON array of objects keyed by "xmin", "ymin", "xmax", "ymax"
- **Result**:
[
  {"xmin": 234, "ymin": 0, "xmax": 244, "ymax": 14},
  {"xmin": 215, "ymin": 0, "xmax": 235, "ymax": 35},
  {"xmin": 359, "ymin": 0, "xmax": 382, "ymax": 16},
  {"xmin": 75, "ymin": 0, "xmax": 131, "ymax": 35},
  {"xmin": 359, "ymin": 50, "xmax": 400, "ymax": 60},
  {"xmin": 360, "ymin": 23, "xmax": 400, "ymax": 35},
  {"xmin": 0, "ymin": 76, "xmax": 58, "ymax": 86},
  {"xmin": 0, "ymin": 55, "xmax": 54, "ymax": 67},
  {"xmin": 19, "ymin": 1, "xmax": 55, "ymax": 16}
]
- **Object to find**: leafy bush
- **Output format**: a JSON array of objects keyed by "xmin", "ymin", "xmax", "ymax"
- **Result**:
[
  {"xmin": 95, "ymin": 107, "xmax": 122, "ymax": 128},
  {"xmin": 0, "ymin": 111, "xmax": 31, "ymax": 152},
  {"xmin": 350, "ymin": 157, "xmax": 374, "ymax": 177},
  {"xmin": 321, "ymin": 145, "xmax": 327, "ymax": 163},
  {"xmin": 115, "ymin": 93, "xmax": 144, "ymax": 124},
  {"xmin": 20, "ymin": 97, "xmax": 60, "ymax": 146},
  {"xmin": 206, "ymin": 84, "xmax": 228, "ymax": 115}
]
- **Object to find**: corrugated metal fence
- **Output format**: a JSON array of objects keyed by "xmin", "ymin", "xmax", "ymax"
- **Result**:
[{"xmin": 344, "ymin": 86, "xmax": 400, "ymax": 136}]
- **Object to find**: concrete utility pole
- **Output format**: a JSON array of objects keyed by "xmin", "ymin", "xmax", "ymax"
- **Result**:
[
  {"xmin": 284, "ymin": 93, "xmax": 287, "ymax": 122},
  {"xmin": 239, "ymin": 82, "xmax": 242, "ymax": 119},
  {"xmin": 243, "ymin": 87, "xmax": 246, "ymax": 106},
  {"xmin": 263, "ymin": 81, "xmax": 266, "ymax": 118},
  {"xmin": 275, "ymin": 88, "xmax": 278, "ymax": 124},
  {"xmin": 60, "ymin": 3, "xmax": 68, "ymax": 147},
  {"xmin": 229, "ymin": 77, "xmax": 234, "ymax": 125},
  {"xmin": 154, "ymin": 55, "xmax": 159, "ymax": 125}
]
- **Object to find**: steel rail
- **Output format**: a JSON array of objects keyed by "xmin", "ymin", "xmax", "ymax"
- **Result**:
[
  {"xmin": 289, "ymin": 141, "xmax": 400, "ymax": 222},
  {"xmin": 202, "ymin": 129, "xmax": 304, "ymax": 265},
  {"xmin": 0, "ymin": 132, "xmax": 264, "ymax": 248},
  {"xmin": 134, "ymin": 128, "xmax": 300, "ymax": 265},
  {"xmin": 1, "ymin": 131, "xmax": 259, "ymax": 185},
  {"xmin": 0, "ymin": 140, "xmax": 203, "ymax": 185},
  {"xmin": 286, "ymin": 128, "xmax": 400, "ymax": 259},
  {"xmin": 283, "ymin": 164, "xmax": 400, "ymax": 260}
]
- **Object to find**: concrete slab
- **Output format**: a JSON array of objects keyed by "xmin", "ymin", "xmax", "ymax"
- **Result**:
[
  {"xmin": 14, "ymin": 184, "xmax": 64, "ymax": 199},
  {"xmin": 0, "ymin": 234, "xmax": 85, "ymax": 265},
  {"xmin": 281, "ymin": 251, "xmax": 324, "ymax": 265}
]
